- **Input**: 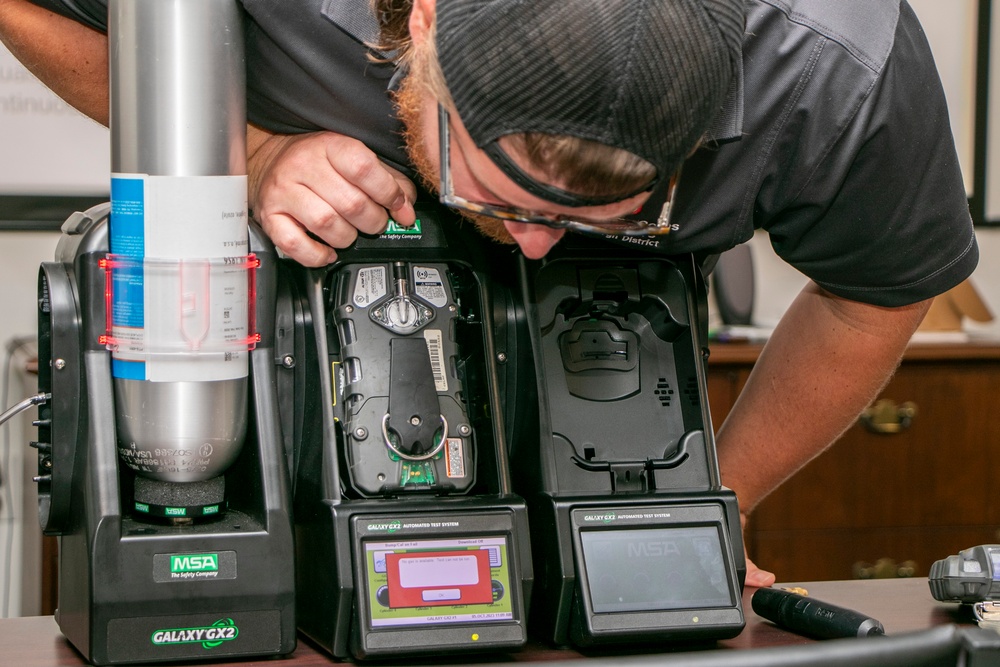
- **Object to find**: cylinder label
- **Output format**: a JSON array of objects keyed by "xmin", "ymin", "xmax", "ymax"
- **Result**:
[{"xmin": 109, "ymin": 174, "xmax": 250, "ymax": 382}]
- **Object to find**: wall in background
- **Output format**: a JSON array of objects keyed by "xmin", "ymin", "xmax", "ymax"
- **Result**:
[
  {"xmin": 0, "ymin": 232, "xmax": 60, "ymax": 618},
  {"xmin": 746, "ymin": 227, "xmax": 1000, "ymax": 337},
  {"xmin": 0, "ymin": 44, "xmax": 109, "ymax": 196},
  {"xmin": 0, "ymin": 39, "xmax": 107, "ymax": 618}
]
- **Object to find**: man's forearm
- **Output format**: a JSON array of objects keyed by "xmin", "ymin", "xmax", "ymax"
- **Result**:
[
  {"xmin": 716, "ymin": 282, "xmax": 931, "ymax": 513},
  {"xmin": 0, "ymin": 0, "xmax": 109, "ymax": 124}
]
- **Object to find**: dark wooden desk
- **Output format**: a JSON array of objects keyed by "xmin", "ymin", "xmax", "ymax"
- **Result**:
[
  {"xmin": 706, "ymin": 341, "xmax": 1000, "ymax": 581},
  {"xmin": 0, "ymin": 579, "xmax": 976, "ymax": 666}
]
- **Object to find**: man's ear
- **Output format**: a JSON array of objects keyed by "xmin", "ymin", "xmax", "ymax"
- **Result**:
[{"xmin": 409, "ymin": 0, "xmax": 436, "ymax": 47}]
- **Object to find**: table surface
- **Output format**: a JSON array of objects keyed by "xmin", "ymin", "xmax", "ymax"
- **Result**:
[{"xmin": 0, "ymin": 578, "xmax": 977, "ymax": 666}]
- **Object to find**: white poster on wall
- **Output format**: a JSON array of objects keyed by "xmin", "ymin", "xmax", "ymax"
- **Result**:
[{"xmin": 0, "ymin": 42, "xmax": 110, "ymax": 195}]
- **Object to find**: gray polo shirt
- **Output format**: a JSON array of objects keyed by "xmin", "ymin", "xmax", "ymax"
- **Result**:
[
  {"xmin": 33, "ymin": 0, "xmax": 978, "ymax": 307},
  {"xmin": 665, "ymin": 0, "xmax": 979, "ymax": 307}
]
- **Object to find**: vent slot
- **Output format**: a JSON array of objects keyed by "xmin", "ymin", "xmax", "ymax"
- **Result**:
[
  {"xmin": 654, "ymin": 378, "xmax": 673, "ymax": 407},
  {"xmin": 684, "ymin": 376, "xmax": 700, "ymax": 408}
]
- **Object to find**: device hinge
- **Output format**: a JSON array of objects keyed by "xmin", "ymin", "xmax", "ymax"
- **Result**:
[{"xmin": 609, "ymin": 462, "xmax": 648, "ymax": 493}]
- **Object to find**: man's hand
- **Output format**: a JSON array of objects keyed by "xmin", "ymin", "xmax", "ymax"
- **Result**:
[
  {"xmin": 248, "ymin": 126, "xmax": 417, "ymax": 266},
  {"xmin": 740, "ymin": 513, "xmax": 776, "ymax": 588},
  {"xmin": 745, "ymin": 555, "xmax": 777, "ymax": 589}
]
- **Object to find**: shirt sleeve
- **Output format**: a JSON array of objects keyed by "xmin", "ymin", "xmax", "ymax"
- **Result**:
[
  {"xmin": 760, "ymin": 2, "xmax": 978, "ymax": 307},
  {"xmin": 27, "ymin": 0, "xmax": 108, "ymax": 32}
]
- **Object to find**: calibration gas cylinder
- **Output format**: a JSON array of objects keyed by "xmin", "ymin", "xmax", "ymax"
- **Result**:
[{"xmin": 106, "ymin": 0, "xmax": 252, "ymax": 483}]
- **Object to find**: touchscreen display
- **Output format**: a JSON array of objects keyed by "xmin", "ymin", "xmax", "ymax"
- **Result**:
[
  {"xmin": 363, "ymin": 535, "xmax": 514, "ymax": 628},
  {"xmin": 580, "ymin": 525, "xmax": 733, "ymax": 613}
]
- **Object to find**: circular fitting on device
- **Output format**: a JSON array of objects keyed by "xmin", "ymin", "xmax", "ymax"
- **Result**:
[{"xmin": 381, "ymin": 413, "xmax": 448, "ymax": 461}]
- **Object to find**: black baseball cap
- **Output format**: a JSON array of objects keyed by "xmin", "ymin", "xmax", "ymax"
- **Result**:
[{"xmin": 436, "ymin": 0, "xmax": 745, "ymax": 206}]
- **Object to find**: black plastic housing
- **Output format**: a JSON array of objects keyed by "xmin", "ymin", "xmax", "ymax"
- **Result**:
[
  {"xmin": 511, "ymin": 236, "xmax": 746, "ymax": 647},
  {"xmin": 37, "ymin": 205, "xmax": 296, "ymax": 665},
  {"xmin": 289, "ymin": 204, "xmax": 534, "ymax": 660}
]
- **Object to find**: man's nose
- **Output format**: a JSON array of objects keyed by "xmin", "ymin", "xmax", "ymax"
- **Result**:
[{"xmin": 505, "ymin": 222, "xmax": 566, "ymax": 259}]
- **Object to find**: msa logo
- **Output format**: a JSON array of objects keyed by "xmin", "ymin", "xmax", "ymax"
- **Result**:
[
  {"xmin": 384, "ymin": 218, "xmax": 422, "ymax": 235},
  {"xmin": 151, "ymin": 618, "xmax": 238, "ymax": 650},
  {"xmin": 171, "ymin": 553, "xmax": 219, "ymax": 573},
  {"xmin": 628, "ymin": 541, "xmax": 682, "ymax": 558}
]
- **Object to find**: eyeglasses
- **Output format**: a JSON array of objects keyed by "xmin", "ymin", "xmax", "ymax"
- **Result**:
[{"xmin": 437, "ymin": 105, "xmax": 678, "ymax": 237}]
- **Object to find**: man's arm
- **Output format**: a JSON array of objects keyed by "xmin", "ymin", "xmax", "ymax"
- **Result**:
[
  {"xmin": 715, "ymin": 281, "xmax": 931, "ymax": 586},
  {"xmin": 0, "ymin": 0, "xmax": 108, "ymax": 124},
  {"xmin": 1, "ymin": 1, "xmax": 416, "ymax": 266}
]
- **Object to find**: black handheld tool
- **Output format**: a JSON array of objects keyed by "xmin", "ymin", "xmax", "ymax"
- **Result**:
[{"xmin": 752, "ymin": 587, "xmax": 885, "ymax": 639}]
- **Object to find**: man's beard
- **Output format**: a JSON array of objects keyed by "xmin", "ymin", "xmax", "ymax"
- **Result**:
[{"xmin": 393, "ymin": 68, "xmax": 517, "ymax": 246}]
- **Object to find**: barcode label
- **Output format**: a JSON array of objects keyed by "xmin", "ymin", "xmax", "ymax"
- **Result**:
[
  {"xmin": 445, "ymin": 438, "xmax": 465, "ymax": 478},
  {"xmin": 423, "ymin": 329, "xmax": 447, "ymax": 391}
]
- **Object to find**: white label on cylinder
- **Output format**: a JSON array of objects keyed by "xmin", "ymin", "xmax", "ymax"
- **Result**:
[{"xmin": 109, "ymin": 173, "xmax": 250, "ymax": 382}]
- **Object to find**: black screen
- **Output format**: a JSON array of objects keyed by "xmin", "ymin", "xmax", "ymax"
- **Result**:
[{"xmin": 580, "ymin": 525, "xmax": 733, "ymax": 613}]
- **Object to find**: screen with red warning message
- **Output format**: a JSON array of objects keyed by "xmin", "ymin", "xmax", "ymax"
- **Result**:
[{"xmin": 363, "ymin": 536, "xmax": 514, "ymax": 628}]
